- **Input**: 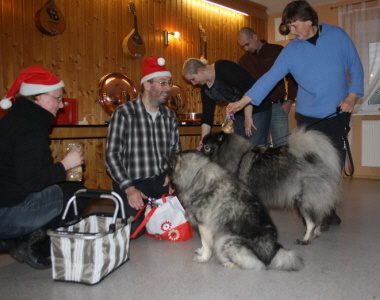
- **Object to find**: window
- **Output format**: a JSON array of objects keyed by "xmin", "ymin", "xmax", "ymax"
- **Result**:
[{"xmin": 369, "ymin": 42, "xmax": 380, "ymax": 86}]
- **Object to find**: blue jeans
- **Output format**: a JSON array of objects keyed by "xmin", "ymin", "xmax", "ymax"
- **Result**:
[
  {"xmin": 0, "ymin": 185, "xmax": 63, "ymax": 238},
  {"xmin": 233, "ymin": 108, "xmax": 271, "ymax": 146},
  {"xmin": 269, "ymin": 102, "xmax": 289, "ymax": 147}
]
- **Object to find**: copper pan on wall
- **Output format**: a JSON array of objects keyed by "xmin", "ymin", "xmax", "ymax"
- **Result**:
[
  {"xmin": 97, "ymin": 72, "xmax": 138, "ymax": 116},
  {"xmin": 167, "ymin": 84, "xmax": 187, "ymax": 113},
  {"xmin": 167, "ymin": 84, "xmax": 202, "ymax": 124}
]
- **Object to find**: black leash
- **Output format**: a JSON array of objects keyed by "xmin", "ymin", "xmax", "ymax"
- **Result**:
[
  {"xmin": 267, "ymin": 110, "xmax": 338, "ymax": 147},
  {"xmin": 268, "ymin": 107, "xmax": 355, "ymax": 176},
  {"xmin": 340, "ymin": 116, "xmax": 354, "ymax": 176}
]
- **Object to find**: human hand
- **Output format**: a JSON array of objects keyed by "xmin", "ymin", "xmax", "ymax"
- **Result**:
[
  {"xmin": 197, "ymin": 140, "xmax": 203, "ymax": 151},
  {"xmin": 61, "ymin": 147, "xmax": 83, "ymax": 170},
  {"xmin": 339, "ymin": 93, "xmax": 358, "ymax": 113},
  {"xmin": 163, "ymin": 175, "xmax": 175, "ymax": 194},
  {"xmin": 282, "ymin": 100, "xmax": 293, "ymax": 114},
  {"xmin": 244, "ymin": 117, "xmax": 257, "ymax": 137},
  {"xmin": 226, "ymin": 96, "xmax": 252, "ymax": 115},
  {"xmin": 125, "ymin": 186, "xmax": 147, "ymax": 210}
]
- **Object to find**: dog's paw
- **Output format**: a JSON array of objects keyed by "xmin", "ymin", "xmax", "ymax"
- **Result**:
[
  {"xmin": 193, "ymin": 255, "xmax": 210, "ymax": 263},
  {"xmin": 195, "ymin": 247, "xmax": 203, "ymax": 255},
  {"xmin": 222, "ymin": 261, "xmax": 236, "ymax": 268},
  {"xmin": 295, "ymin": 239, "xmax": 310, "ymax": 246}
]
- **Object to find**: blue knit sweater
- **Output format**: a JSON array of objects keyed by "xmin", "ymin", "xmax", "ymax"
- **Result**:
[{"xmin": 246, "ymin": 23, "xmax": 364, "ymax": 118}]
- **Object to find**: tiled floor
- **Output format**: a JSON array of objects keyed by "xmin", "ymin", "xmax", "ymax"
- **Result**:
[{"xmin": 0, "ymin": 177, "xmax": 379, "ymax": 300}]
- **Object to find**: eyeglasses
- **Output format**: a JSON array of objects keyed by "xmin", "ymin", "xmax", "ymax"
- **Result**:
[
  {"xmin": 44, "ymin": 93, "xmax": 63, "ymax": 103},
  {"xmin": 152, "ymin": 80, "xmax": 173, "ymax": 87}
]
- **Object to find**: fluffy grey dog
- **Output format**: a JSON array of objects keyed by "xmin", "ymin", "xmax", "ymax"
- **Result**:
[
  {"xmin": 166, "ymin": 151, "xmax": 304, "ymax": 271},
  {"xmin": 201, "ymin": 128, "xmax": 342, "ymax": 245}
]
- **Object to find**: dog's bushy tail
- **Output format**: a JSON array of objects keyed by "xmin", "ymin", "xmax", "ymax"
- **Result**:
[
  {"xmin": 268, "ymin": 248, "xmax": 304, "ymax": 271},
  {"xmin": 288, "ymin": 127, "xmax": 341, "ymax": 177}
]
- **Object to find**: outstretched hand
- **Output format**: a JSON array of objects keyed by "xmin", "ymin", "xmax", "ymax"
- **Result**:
[{"xmin": 227, "ymin": 96, "xmax": 252, "ymax": 115}]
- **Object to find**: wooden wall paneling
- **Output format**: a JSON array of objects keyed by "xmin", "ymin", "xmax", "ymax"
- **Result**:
[
  {"xmin": 92, "ymin": 0, "xmax": 103, "ymax": 121},
  {"xmin": 50, "ymin": 138, "xmax": 112, "ymax": 189},
  {"xmin": 180, "ymin": 135, "xmax": 198, "ymax": 151},
  {"xmin": 82, "ymin": 139, "xmax": 94, "ymax": 186},
  {"xmin": 22, "ymin": 0, "xmax": 33, "ymax": 66},
  {"xmin": 1, "ymin": 0, "xmax": 269, "ymax": 186},
  {"xmin": 1, "ymin": 0, "xmax": 14, "ymax": 92},
  {"xmin": 71, "ymin": 0, "xmax": 81, "ymax": 120},
  {"xmin": 73, "ymin": 0, "xmax": 84, "ymax": 111},
  {"xmin": 33, "ymin": 1, "xmax": 44, "ymax": 65},
  {"xmin": 109, "ymin": 0, "xmax": 118, "ymax": 72},
  {"xmin": 114, "ymin": 0, "xmax": 124, "ymax": 75},
  {"xmin": 31, "ymin": 0, "xmax": 42, "ymax": 67},
  {"xmin": 169, "ymin": 1, "xmax": 183, "ymax": 88},
  {"xmin": 1, "ymin": 0, "xmax": 268, "ymax": 120},
  {"xmin": 146, "ymin": 0, "xmax": 156, "ymax": 58},
  {"xmin": 153, "ymin": 0, "xmax": 162, "ymax": 58},
  {"xmin": 120, "ymin": 0, "xmax": 138, "ymax": 98},
  {"xmin": 82, "ymin": 139, "xmax": 112, "ymax": 189},
  {"xmin": 94, "ymin": 138, "xmax": 111, "ymax": 189},
  {"xmin": 186, "ymin": 1, "xmax": 200, "ymax": 116},
  {"xmin": 13, "ymin": 0, "xmax": 23, "ymax": 69},
  {"xmin": 176, "ymin": 0, "xmax": 185, "ymax": 76},
  {"xmin": 100, "ymin": 0, "xmax": 109, "ymax": 76},
  {"xmin": 224, "ymin": 11, "xmax": 232, "ymax": 60}
]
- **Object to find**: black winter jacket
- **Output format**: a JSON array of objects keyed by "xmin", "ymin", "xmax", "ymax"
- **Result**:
[{"xmin": 0, "ymin": 97, "xmax": 66, "ymax": 207}]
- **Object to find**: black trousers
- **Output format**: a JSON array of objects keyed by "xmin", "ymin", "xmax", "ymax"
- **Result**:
[
  {"xmin": 297, "ymin": 112, "xmax": 351, "ymax": 169},
  {"xmin": 112, "ymin": 173, "xmax": 169, "ymax": 238}
]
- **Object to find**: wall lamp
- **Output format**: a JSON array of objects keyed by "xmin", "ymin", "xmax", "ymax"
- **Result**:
[{"xmin": 164, "ymin": 31, "xmax": 180, "ymax": 46}]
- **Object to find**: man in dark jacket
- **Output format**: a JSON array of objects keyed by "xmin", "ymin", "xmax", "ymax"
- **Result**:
[
  {"xmin": 238, "ymin": 27, "xmax": 298, "ymax": 146},
  {"xmin": 0, "ymin": 65, "xmax": 84, "ymax": 269}
]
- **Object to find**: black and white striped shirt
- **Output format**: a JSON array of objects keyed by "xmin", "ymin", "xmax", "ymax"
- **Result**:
[{"xmin": 106, "ymin": 96, "xmax": 181, "ymax": 191}]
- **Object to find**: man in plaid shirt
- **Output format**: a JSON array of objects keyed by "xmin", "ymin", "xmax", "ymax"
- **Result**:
[{"xmin": 106, "ymin": 57, "xmax": 181, "ymax": 238}]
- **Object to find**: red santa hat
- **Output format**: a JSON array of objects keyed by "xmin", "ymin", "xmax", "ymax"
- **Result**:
[
  {"xmin": 141, "ymin": 57, "xmax": 171, "ymax": 84},
  {"xmin": 0, "ymin": 65, "xmax": 64, "ymax": 110}
]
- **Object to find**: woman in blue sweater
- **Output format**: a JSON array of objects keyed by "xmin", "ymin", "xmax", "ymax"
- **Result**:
[{"xmin": 227, "ymin": 0, "xmax": 364, "ymax": 228}]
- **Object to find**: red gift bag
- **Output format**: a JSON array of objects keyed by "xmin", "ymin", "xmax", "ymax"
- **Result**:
[{"xmin": 131, "ymin": 195, "xmax": 193, "ymax": 241}]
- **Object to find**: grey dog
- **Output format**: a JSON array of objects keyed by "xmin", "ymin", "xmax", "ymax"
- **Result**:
[
  {"xmin": 201, "ymin": 128, "xmax": 342, "ymax": 245},
  {"xmin": 166, "ymin": 151, "xmax": 303, "ymax": 271}
]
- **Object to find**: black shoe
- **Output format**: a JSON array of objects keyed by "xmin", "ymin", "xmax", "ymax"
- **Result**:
[
  {"xmin": 325, "ymin": 211, "xmax": 342, "ymax": 225},
  {"xmin": 9, "ymin": 229, "xmax": 51, "ymax": 269},
  {"xmin": 10, "ymin": 242, "xmax": 51, "ymax": 269}
]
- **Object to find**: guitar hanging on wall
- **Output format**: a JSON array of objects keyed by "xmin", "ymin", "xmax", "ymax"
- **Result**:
[
  {"xmin": 199, "ymin": 24, "xmax": 207, "ymax": 60},
  {"xmin": 35, "ymin": 0, "xmax": 66, "ymax": 36},
  {"xmin": 122, "ymin": 3, "xmax": 146, "ymax": 58}
]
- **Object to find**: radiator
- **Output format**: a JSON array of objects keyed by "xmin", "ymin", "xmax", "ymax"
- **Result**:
[{"xmin": 361, "ymin": 121, "xmax": 380, "ymax": 167}]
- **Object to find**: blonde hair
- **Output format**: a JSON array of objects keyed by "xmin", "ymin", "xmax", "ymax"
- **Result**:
[{"xmin": 182, "ymin": 58, "xmax": 208, "ymax": 77}]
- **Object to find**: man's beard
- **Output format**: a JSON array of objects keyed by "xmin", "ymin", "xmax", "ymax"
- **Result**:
[{"xmin": 150, "ymin": 91, "xmax": 170, "ymax": 105}]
